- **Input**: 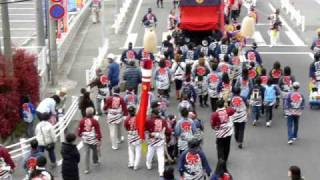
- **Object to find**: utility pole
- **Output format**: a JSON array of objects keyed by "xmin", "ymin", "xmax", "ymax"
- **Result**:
[
  {"xmin": 1, "ymin": 2, "xmax": 13, "ymax": 77},
  {"xmin": 35, "ymin": 0, "xmax": 46, "ymax": 50},
  {"xmin": 48, "ymin": 1, "xmax": 58, "ymax": 86}
]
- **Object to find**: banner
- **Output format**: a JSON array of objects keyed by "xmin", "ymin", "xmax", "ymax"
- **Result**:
[
  {"xmin": 68, "ymin": 0, "xmax": 77, "ymax": 12},
  {"xmin": 179, "ymin": 0, "xmax": 222, "ymax": 6}
]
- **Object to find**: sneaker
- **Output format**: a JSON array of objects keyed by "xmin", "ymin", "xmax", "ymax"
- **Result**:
[
  {"xmin": 252, "ymin": 120, "xmax": 257, "ymax": 126},
  {"xmin": 292, "ymin": 138, "xmax": 297, "ymax": 141},
  {"xmin": 288, "ymin": 140, "xmax": 293, "ymax": 145},
  {"xmin": 133, "ymin": 166, "xmax": 139, "ymax": 170},
  {"xmin": 93, "ymin": 162, "xmax": 100, "ymax": 167},
  {"xmin": 266, "ymin": 121, "xmax": 272, "ymax": 127},
  {"xmin": 238, "ymin": 143, "xmax": 243, "ymax": 149},
  {"xmin": 112, "ymin": 146, "xmax": 119, "ymax": 150},
  {"xmin": 146, "ymin": 163, "xmax": 152, "ymax": 170},
  {"xmin": 121, "ymin": 136, "xmax": 125, "ymax": 142},
  {"xmin": 128, "ymin": 164, "xmax": 134, "ymax": 169},
  {"xmin": 84, "ymin": 170, "xmax": 90, "ymax": 174},
  {"xmin": 204, "ymin": 103, "xmax": 209, "ymax": 107}
]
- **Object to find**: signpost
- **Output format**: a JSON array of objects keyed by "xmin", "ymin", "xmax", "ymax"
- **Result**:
[{"xmin": 49, "ymin": 4, "xmax": 65, "ymax": 20}]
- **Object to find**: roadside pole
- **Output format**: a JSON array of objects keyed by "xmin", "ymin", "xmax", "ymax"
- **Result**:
[
  {"xmin": 48, "ymin": 1, "xmax": 58, "ymax": 86},
  {"xmin": 1, "ymin": 2, "xmax": 13, "ymax": 77},
  {"xmin": 35, "ymin": 0, "xmax": 46, "ymax": 49}
]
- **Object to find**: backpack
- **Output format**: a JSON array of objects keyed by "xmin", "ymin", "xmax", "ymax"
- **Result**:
[
  {"xmin": 250, "ymin": 86, "xmax": 262, "ymax": 105},
  {"xmin": 264, "ymin": 85, "xmax": 276, "ymax": 103}
]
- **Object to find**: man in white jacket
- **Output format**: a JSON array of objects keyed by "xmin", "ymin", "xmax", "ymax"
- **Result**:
[{"xmin": 35, "ymin": 118, "xmax": 57, "ymax": 168}]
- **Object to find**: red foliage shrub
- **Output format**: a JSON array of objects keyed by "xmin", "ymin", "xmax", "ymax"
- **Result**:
[{"xmin": 0, "ymin": 50, "xmax": 39, "ymax": 138}]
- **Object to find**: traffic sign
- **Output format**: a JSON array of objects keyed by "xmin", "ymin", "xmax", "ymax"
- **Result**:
[
  {"xmin": 50, "ymin": 4, "xmax": 65, "ymax": 20},
  {"xmin": 51, "ymin": 0, "xmax": 62, "ymax": 3}
]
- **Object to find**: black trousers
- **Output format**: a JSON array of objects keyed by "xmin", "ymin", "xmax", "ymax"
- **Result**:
[
  {"xmin": 199, "ymin": 94, "xmax": 208, "ymax": 105},
  {"xmin": 157, "ymin": 0, "xmax": 163, "ymax": 7},
  {"xmin": 210, "ymin": 97, "xmax": 218, "ymax": 112},
  {"xmin": 234, "ymin": 122, "xmax": 246, "ymax": 143},
  {"xmin": 265, "ymin": 105, "xmax": 273, "ymax": 122},
  {"xmin": 216, "ymin": 136, "xmax": 231, "ymax": 162}
]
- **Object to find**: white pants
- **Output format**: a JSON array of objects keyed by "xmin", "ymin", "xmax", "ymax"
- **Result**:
[
  {"xmin": 108, "ymin": 123, "xmax": 122, "ymax": 149},
  {"xmin": 146, "ymin": 144, "xmax": 165, "ymax": 176},
  {"xmin": 128, "ymin": 143, "xmax": 141, "ymax": 167}
]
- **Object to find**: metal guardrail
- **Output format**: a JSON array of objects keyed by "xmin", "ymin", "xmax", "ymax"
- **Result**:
[
  {"xmin": 6, "ymin": 96, "xmax": 79, "ymax": 159},
  {"xmin": 111, "ymin": 0, "xmax": 133, "ymax": 34},
  {"xmin": 280, "ymin": 0, "xmax": 305, "ymax": 32}
]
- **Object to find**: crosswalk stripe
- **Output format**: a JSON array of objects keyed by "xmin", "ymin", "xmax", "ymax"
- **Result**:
[
  {"xmin": 252, "ymin": 31, "xmax": 267, "ymax": 46},
  {"xmin": 285, "ymin": 30, "xmax": 305, "ymax": 46}
]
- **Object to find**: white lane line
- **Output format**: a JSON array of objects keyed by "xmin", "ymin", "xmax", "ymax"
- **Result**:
[
  {"xmin": 256, "ymin": 23, "xmax": 270, "ymax": 26},
  {"xmin": 123, "ymin": 0, "xmax": 143, "ymax": 49},
  {"xmin": 259, "ymin": 52, "xmax": 312, "ymax": 55},
  {"xmin": 126, "ymin": 0, "xmax": 143, "ymax": 34},
  {"xmin": 9, "ymin": 14, "xmax": 34, "ymax": 16},
  {"xmin": 123, "ymin": 33, "xmax": 137, "ymax": 48},
  {"xmin": 268, "ymin": 3, "xmax": 305, "ymax": 46},
  {"xmin": 162, "ymin": 32, "xmax": 170, "ymax": 42},
  {"xmin": 252, "ymin": 31, "xmax": 267, "ymax": 46}
]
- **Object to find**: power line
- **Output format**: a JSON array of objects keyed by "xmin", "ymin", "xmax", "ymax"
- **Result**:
[{"xmin": 0, "ymin": 0, "xmax": 32, "ymax": 5}]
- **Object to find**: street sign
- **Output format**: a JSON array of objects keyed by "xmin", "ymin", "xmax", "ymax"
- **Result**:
[
  {"xmin": 50, "ymin": 4, "xmax": 65, "ymax": 20},
  {"xmin": 51, "ymin": 0, "xmax": 62, "ymax": 3}
]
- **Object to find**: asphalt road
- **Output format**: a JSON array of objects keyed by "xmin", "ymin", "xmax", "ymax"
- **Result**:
[{"xmin": 13, "ymin": 0, "xmax": 320, "ymax": 179}]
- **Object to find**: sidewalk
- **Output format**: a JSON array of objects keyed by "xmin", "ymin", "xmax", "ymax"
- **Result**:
[{"xmin": 12, "ymin": 0, "xmax": 126, "ymax": 178}]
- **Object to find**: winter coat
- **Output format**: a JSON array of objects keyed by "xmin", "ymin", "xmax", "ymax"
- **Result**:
[
  {"xmin": 78, "ymin": 95, "xmax": 95, "ymax": 117},
  {"xmin": 108, "ymin": 62, "xmax": 120, "ymax": 87},
  {"xmin": 61, "ymin": 142, "xmax": 80, "ymax": 180},
  {"xmin": 35, "ymin": 121, "xmax": 57, "ymax": 146},
  {"xmin": 123, "ymin": 66, "xmax": 142, "ymax": 90}
]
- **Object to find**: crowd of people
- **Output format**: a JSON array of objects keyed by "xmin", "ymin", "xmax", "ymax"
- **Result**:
[{"xmin": 3, "ymin": 0, "xmax": 320, "ymax": 179}]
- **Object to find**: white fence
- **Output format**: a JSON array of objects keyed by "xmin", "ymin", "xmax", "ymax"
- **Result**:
[
  {"xmin": 5, "ymin": 96, "xmax": 79, "ymax": 159},
  {"xmin": 280, "ymin": 0, "xmax": 305, "ymax": 32},
  {"xmin": 111, "ymin": 0, "xmax": 133, "ymax": 34}
]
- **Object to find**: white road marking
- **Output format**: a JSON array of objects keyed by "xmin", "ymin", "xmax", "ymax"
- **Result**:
[
  {"xmin": 259, "ymin": 52, "xmax": 313, "ymax": 55},
  {"xmin": 9, "ymin": 14, "xmax": 34, "ymax": 16},
  {"xmin": 162, "ymin": 31, "xmax": 170, "ymax": 42},
  {"xmin": 123, "ymin": 0, "xmax": 143, "ymax": 49},
  {"xmin": 0, "ymin": 37, "xmax": 35, "ymax": 39},
  {"xmin": 8, "ymin": 8, "xmax": 34, "ymax": 10},
  {"xmin": 126, "ymin": 0, "xmax": 143, "ymax": 34},
  {"xmin": 252, "ymin": 31, "xmax": 267, "ymax": 46},
  {"xmin": 268, "ymin": 3, "xmax": 305, "ymax": 46},
  {"xmin": 123, "ymin": 33, "xmax": 137, "ymax": 48}
]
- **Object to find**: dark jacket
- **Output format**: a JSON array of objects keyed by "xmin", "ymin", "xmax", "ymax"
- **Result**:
[
  {"xmin": 123, "ymin": 66, "xmax": 142, "ymax": 90},
  {"xmin": 78, "ymin": 94, "xmax": 95, "ymax": 117},
  {"xmin": 61, "ymin": 142, "xmax": 80, "ymax": 180},
  {"xmin": 108, "ymin": 62, "xmax": 120, "ymax": 87}
]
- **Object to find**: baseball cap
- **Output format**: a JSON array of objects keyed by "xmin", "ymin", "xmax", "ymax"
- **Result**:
[
  {"xmin": 107, "ymin": 53, "xmax": 115, "ymax": 60},
  {"xmin": 293, "ymin": 82, "xmax": 300, "ymax": 88}
]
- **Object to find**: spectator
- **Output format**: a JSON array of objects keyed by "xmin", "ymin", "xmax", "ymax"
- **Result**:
[
  {"xmin": 211, "ymin": 159, "xmax": 233, "ymax": 180},
  {"xmin": 78, "ymin": 88, "xmax": 95, "ymax": 117},
  {"xmin": 56, "ymin": 87, "xmax": 68, "ymax": 110},
  {"xmin": 35, "ymin": 118, "xmax": 57, "ymax": 168},
  {"xmin": 36, "ymin": 95, "xmax": 61, "ymax": 120},
  {"xmin": 288, "ymin": 166, "xmax": 304, "ymax": 180},
  {"xmin": 78, "ymin": 107, "xmax": 102, "ymax": 174},
  {"xmin": 21, "ymin": 97, "xmax": 36, "ymax": 138},
  {"xmin": 107, "ymin": 53, "xmax": 120, "ymax": 91},
  {"xmin": 29, "ymin": 156, "xmax": 53, "ymax": 180},
  {"xmin": 61, "ymin": 133, "xmax": 80, "ymax": 180},
  {"xmin": 123, "ymin": 61, "xmax": 142, "ymax": 93},
  {"xmin": 171, "ymin": 53, "xmax": 186, "ymax": 100},
  {"xmin": 0, "ymin": 144, "xmax": 15, "ymax": 180},
  {"xmin": 23, "ymin": 140, "xmax": 43, "ymax": 175}
]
